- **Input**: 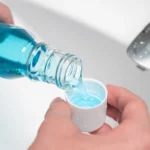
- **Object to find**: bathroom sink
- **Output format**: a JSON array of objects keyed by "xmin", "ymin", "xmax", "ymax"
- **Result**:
[{"xmin": 1, "ymin": 0, "xmax": 150, "ymax": 149}]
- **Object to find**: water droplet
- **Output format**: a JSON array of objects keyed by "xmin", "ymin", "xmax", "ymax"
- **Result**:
[{"xmin": 140, "ymin": 41, "xmax": 145, "ymax": 44}]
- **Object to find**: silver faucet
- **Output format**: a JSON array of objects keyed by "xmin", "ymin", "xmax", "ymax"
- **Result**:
[{"xmin": 127, "ymin": 23, "xmax": 150, "ymax": 71}]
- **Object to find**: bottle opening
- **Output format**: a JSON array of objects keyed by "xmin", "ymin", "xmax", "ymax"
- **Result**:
[{"xmin": 56, "ymin": 54, "xmax": 82, "ymax": 89}]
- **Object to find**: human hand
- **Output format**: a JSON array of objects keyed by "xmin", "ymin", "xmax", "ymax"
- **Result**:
[
  {"xmin": 0, "ymin": 2, "xmax": 13, "ymax": 24},
  {"xmin": 29, "ymin": 85, "xmax": 150, "ymax": 150}
]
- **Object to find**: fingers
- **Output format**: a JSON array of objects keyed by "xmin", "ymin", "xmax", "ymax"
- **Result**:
[
  {"xmin": 91, "ymin": 123, "xmax": 112, "ymax": 135},
  {"xmin": 107, "ymin": 85, "xmax": 149, "ymax": 124},
  {"xmin": 37, "ymin": 98, "xmax": 79, "ymax": 138},
  {"xmin": 0, "ymin": 2, "xmax": 14, "ymax": 24}
]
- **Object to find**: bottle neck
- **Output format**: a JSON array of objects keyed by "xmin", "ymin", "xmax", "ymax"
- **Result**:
[{"xmin": 26, "ymin": 42, "xmax": 82, "ymax": 89}]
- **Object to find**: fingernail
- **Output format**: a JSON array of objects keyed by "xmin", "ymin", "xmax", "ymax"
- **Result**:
[
  {"xmin": 49, "ymin": 97, "xmax": 63, "ymax": 107},
  {"xmin": 45, "ymin": 98, "xmax": 65, "ymax": 119}
]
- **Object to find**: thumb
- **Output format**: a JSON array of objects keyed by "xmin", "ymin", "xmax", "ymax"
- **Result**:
[
  {"xmin": 45, "ymin": 97, "xmax": 71, "ymax": 119},
  {"xmin": 37, "ymin": 98, "xmax": 79, "ymax": 137},
  {"xmin": 29, "ymin": 98, "xmax": 79, "ymax": 150}
]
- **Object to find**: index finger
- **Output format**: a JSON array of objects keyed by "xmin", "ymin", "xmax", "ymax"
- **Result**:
[
  {"xmin": 107, "ymin": 85, "xmax": 149, "ymax": 123},
  {"xmin": 0, "ymin": 2, "xmax": 14, "ymax": 24}
]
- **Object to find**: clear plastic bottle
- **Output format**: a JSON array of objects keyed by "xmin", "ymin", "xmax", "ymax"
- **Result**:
[{"xmin": 0, "ymin": 23, "xmax": 82, "ymax": 89}]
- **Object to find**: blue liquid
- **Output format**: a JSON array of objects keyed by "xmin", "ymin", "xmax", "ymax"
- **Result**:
[
  {"xmin": 0, "ymin": 23, "xmax": 36, "ymax": 78},
  {"xmin": 67, "ymin": 80, "xmax": 102, "ymax": 108},
  {"xmin": 70, "ymin": 94, "xmax": 101, "ymax": 108}
]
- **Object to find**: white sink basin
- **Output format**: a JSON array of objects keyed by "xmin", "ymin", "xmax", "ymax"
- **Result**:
[{"xmin": 1, "ymin": 0, "xmax": 150, "ymax": 149}]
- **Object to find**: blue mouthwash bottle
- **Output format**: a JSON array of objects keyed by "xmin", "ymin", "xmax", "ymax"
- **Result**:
[{"xmin": 0, "ymin": 23, "xmax": 82, "ymax": 89}]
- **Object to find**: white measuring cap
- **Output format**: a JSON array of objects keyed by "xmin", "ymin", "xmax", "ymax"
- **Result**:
[{"xmin": 65, "ymin": 78, "xmax": 108, "ymax": 132}]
